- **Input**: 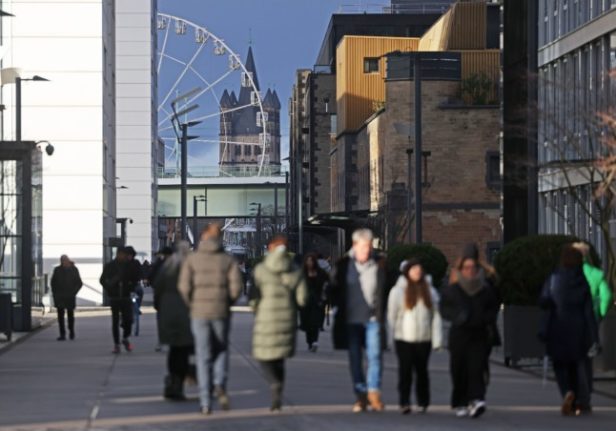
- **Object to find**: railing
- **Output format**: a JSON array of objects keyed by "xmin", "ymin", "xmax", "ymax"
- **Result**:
[
  {"xmin": 157, "ymin": 165, "xmax": 289, "ymax": 179},
  {"xmin": 336, "ymin": 1, "xmax": 454, "ymax": 14}
]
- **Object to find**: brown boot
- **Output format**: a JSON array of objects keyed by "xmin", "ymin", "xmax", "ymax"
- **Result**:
[
  {"xmin": 352, "ymin": 392, "xmax": 368, "ymax": 413},
  {"xmin": 367, "ymin": 390, "xmax": 385, "ymax": 412}
]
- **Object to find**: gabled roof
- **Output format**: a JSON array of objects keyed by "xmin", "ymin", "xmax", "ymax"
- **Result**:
[
  {"xmin": 262, "ymin": 89, "xmax": 274, "ymax": 108},
  {"xmin": 239, "ymin": 46, "xmax": 260, "ymax": 105},
  {"xmin": 220, "ymin": 89, "xmax": 232, "ymax": 108}
]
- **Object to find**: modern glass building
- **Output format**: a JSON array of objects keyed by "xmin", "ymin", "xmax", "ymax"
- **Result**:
[{"xmin": 537, "ymin": 1, "xmax": 616, "ymax": 251}]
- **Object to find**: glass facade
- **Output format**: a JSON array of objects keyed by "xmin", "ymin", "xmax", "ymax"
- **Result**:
[{"xmin": 0, "ymin": 160, "xmax": 24, "ymax": 302}]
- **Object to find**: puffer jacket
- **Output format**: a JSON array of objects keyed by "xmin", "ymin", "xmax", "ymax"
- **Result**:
[
  {"xmin": 178, "ymin": 239, "xmax": 243, "ymax": 320},
  {"xmin": 250, "ymin": 249, "xmax": 307, "ymax": 361},
  {"xmin": 387, "ymin": 275, "xmax": 443, "ymax": 348}
]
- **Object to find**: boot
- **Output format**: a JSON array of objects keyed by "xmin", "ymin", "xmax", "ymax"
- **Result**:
[
  {"xmin": 367, "ymin": 390, "xmax": 385, "ymax": 412},
  {"xmin": 164, "ymin": 375, "xmax": 186, "ymax": 401},
  {"xmin": 352, "ymin": 392, "xmax": 368, "ymax": 413},
  {"xmin": 270, "ymin": 383, "xmax": 283, "ymax": 412}
]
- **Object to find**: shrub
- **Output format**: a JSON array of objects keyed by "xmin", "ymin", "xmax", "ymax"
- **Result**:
[
  {"xmin": 386, "ymin": 244, "xmax": 448, "ymax": 289},
  {"xmin": 494, "ymin": 235, "xmax": 600, "ymax": 306}
]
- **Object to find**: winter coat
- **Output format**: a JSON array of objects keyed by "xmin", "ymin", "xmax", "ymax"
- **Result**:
[
  {"xmin": 50, "ymin": 265, "xmax": 83, "ymax": 310},
  {"xmin": 440, "ymin": 275, "xmax": 500, "ymax": 342},
  {"xmin": 539, "ymin": 267, "xmax": 599, "ymax": 362},
  {"xmin": 154, "ymin": 254, "xmax": 193, "ymax": 347},
  {"xmin": 583, "ymin": 262, "xmax": 613, "ymax": 320},
  {"xmin": 330, "ymin": 252, "xmax": 387, "ymax": 350},
  {"xmin": 250, "ymin": 249, "xmax": 307, "ymax": 361},
  {"xmin": 100, "ymin": 259, "xmax": 139, "ymax": 300},
  {"xmin": 178, "ymin": 239, "xmax": 243, "ymax": 320},
  {"xmin": 299, "ymin": 271, "xmax": 328, "ymax": 332},
  {"xmin": 387, "ymin": 275, "xmax": 443, "ymax": 348}
]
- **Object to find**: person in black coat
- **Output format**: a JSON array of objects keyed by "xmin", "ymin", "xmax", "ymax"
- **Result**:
[
  {"xmin": 440, "ymin": 244, "xmax": 500, "ymax": 419},
  {"xmin": 100, "ymin": 247, "xmax": 140, "ymax": 353},
  {"xmin": 539, "ymin": 245, "xmax": 599, "ymax": 416},
  {"xmin": 50, "ymin": 255, "xmax": 83, "ymax": 341},
  {"xmin": 299, "ymin": 253, "xmax": 329, "ymax": 352}
]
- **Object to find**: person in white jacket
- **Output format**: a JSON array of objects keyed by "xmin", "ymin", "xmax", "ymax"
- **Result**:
[{"xmin": 387, "ymin": 258, "xmax": 443, "ymax": 415}]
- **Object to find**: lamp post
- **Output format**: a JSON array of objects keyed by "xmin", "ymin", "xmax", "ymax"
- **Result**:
[
  {"xmin": 250, "ymin": 202, "xmax": 262, "ymax": 257},
  {"xmin": 15, "ymin": 75, "xmax": 50, "ymax": 144},
  {"xmin": 193, "ymin": 195, "xmax": 206, "ymax": 244}
]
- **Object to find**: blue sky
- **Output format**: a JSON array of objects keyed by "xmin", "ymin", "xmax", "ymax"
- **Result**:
[{"xmin": 157, "ymin": 0, "xmax": 389, "ymax": 165}]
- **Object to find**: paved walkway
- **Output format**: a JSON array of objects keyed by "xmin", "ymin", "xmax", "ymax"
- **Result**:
[{"xmin": 0, "ymin": 310, "xmax": 615, "ymax": 431}]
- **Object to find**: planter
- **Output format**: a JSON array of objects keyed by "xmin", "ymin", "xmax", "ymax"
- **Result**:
[
  {"xmin": 503, "ymin": 305, "xmax": 545, "ymax": 368},
  {"xmin": 595, "ymin": 309, "xmax": 616, "ymax": 372}
]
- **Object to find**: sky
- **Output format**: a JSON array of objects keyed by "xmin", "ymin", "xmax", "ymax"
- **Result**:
[{"xmin": 157, "ymin": 0, "xmax": 391, "ymax": 165}]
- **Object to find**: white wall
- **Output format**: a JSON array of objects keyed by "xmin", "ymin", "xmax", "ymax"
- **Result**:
[
  {"xmin": 2, "ymin": 0, "xmax": 116, "ymax": 305},
  {"xmin": 115, "ymin": 0, "xmax": 157, "ymax": 261}
]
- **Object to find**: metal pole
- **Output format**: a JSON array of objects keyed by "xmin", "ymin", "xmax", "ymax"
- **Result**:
[
  {"xmin": 273, "ymin": 183, "xmax": 278, "ymax": 234},
  {"xmin": 193, "ymin": 196, "xmax": 198, "ymax": 245},
  {"xmin": 297, "ymin": 150, "xmax": 304, "ymax": 255},
  {"xmin": 414, "ymin": 55, "xmax": 423, "ymax": 244},
  {"xmin": 257, "ymin": 204, "xmax": 262, "ymax": 257},
  {"xmin": 180, "ymin": 124, "xmax": 188, "ymax": 240},
  {"xmin": 16, "ymin": 77, "xmax": 21, "ymax": 143},
  {"xmin": 406, "ymin": 147, "xmax": 413, "ymax": 244},
  {"xmin": 121, "ymin": 220, "xmax": 127, "ymax": 246},
  {"xmin": 285, "ymin": 170, "xmax": 290, "ymax": 232}
]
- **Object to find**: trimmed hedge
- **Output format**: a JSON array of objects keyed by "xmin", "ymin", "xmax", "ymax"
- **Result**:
[
  {"xmin": 494, "ymin": 235, "xmax": 600, "ymax": 306},
  {"xmin": 386, "ymin": 244, "xmax": 448, "ymax": 289}
]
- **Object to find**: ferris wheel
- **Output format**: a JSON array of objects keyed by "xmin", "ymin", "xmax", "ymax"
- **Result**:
[{"xmin": 156, "ymin": 12, "xmax": 269, "ymax": 175}]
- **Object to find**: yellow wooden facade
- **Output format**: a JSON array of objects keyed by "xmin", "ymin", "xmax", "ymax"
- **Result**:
[{"xmin": 336, "ymin": 1, "xmax": 500, "ymax": 134}]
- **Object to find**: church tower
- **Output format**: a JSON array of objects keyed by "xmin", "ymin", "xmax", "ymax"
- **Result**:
[{"xmin": 219, "ymin": 47, "xmax": 281, "ymax": 167}]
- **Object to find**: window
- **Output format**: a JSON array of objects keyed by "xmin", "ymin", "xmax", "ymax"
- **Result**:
[
  {"xmin": 364, "ymin": 57, "xmax": 380, "ymax": 73},
  {"xmin": 234, "ymin": 145, "xmax": 242, "ymax": 156},
  {"xmin": 241, "ymin": 71, "xmax": 253, "ymax": 87},
  {"xmin": 245, "ymin": 145, "xmax": 252, "ymax": 156},
  {"xmin": 255, "ymin": 145, "xmax": 262, "ymax": 156},
  {"xmin": 485, "ymin": 151, "xmax": 501, "ymax": 190}
]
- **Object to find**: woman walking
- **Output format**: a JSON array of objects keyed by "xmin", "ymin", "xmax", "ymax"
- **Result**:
[
  {"xmin": 251, "ymin": 236, "xmax": 307, "ymax": 411},
  {"xmin": 300, "ymin": 253, "xmax": 329, "ymax": 352},
  {"xmin": 387, "ymin": 258, "xmax": 443, "ymax": 415},
  {"xmin": 539, "ymin": 245, "xmax": 598, "ymax": 416},
  {"xmin": 440, "ymin": 245, "xmax": 500, "ymax": 419},
  {"xmin": 153, "ymin": 241, "xmax": 194, "ymax": 401}
]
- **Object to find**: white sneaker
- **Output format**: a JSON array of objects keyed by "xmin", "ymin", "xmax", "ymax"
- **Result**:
[
  {"xmin": 469, "ymin": 400, "xmax": 486, "ymax": 418},
  {"xmin": 310, "ymin": 343, "xmax": 319, "ymax": 353},
  {"xmin": 455, "ymin": 407, "xmax": 469, "ymax": 418}
]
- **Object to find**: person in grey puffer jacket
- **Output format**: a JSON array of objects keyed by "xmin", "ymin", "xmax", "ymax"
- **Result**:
[
  {"xmin": 387, "ymin": 258, "xmax": 443, "ymax": 414},
  {"xmin": 250, "ymin": 236, "xmax": 307, "ymax": 412},
  {"xmin": 178, "ymin": 224, "xmax": 243, "ymax": 415}
]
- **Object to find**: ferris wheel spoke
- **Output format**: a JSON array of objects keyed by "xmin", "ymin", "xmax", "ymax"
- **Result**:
[
  {"xmin": 157, "ymin": 21, "xmax": 171, "ymax": 75},
  {"xmin": 158, "ymin": 41, "xmax": 206, "ymax": 111}
]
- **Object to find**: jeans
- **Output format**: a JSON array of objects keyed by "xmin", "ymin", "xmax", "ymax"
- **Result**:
[
  {"xmin": 191, "ymin": 318, "xmax": 230, "ymax": 408},
  {"xmin": 110, "ymin": 299, "xmax": 133, "ymax": 345},
  {"xmin": 57, "ymin": 308, "xmax": 75, "ymax": 337},
  {"xmin": 347, "ymin": 321, "xmax": 382, "ymax": 395},
  {"xmin": 395, "ymin": 341, "xmax": 432, "ymax": 407}
]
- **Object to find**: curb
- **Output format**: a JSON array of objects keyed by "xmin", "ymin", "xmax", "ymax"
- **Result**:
[{"xmin": 0, "ymin": 318, "xmax": 55, "ymax": 356}]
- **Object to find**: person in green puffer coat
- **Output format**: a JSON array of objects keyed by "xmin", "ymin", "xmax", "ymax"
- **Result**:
[
  {"xmin": 572, "ymin": 242, "xmax": 613, "ymax": 320},
  {"xmin": 250, "ymin": 235, "xmax": 307, "ymax": 412}
]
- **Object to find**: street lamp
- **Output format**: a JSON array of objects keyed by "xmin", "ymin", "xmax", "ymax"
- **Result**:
[
  {"xmin": 250, "ymin": 202, "xmax": 262, "ymax": 257},
  {"xmin": 116, "ymin": 217, "xmax": 133, "ymax": 246},
  {"xmin": 170, "ymin": 88, "xmax": 201, "ymax": 240},
  {"xmin": 193, "ymin": 195, "xmax": 206, "ymax": 244},
  {"xmin": 15, "ymin": 75, "xmax": 49, "ymax": 143}
]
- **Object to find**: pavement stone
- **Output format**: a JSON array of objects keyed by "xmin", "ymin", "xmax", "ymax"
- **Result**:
[{"xmin": 0, "ymin": 310, "xmax": 615, "ymax": 431}]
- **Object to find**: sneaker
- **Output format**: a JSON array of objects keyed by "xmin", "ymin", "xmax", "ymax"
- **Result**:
[
  {"xmin": 455, "ymin": 407, "xmax": 469, "ymax": 418},
  {"xmin": 311, "ymin": 342, "xmax": 319, "ymax": 353},
  {"xmin": 576, "ymin": 405, "xmax": 592, "ymax": 416},
  {"xmin": 352, "ymin": 393, "xmax": 368, "ymax": 413},
  {"xmin": 214, "ymin": 386, "xmax": 230, "ymax": 411},
  {"xmin": 469, "ymin": 400, "xmax": 486, "ymax": 418},
  {"xmin": 122, "ymin": 338, "xmax": 133, "ymax": 352},
  {"xmin": 400, "ymin": 405, "xmax": 411, "ymax": 415},
  {"xmin": 57, "ymin": 335, "xmax": 66, "ymax": 341},
  {"xmin": 419, "ymin": 406, "xmax": 428, "ymax": 414},
  {"xmin": 562, "ymin": 391, "xmax": 575, "ymax": 416},
  {"xmin": 201, "ymin": 406, "xmax": 212, "ymax": 416},
  {"xmin": 112, "ymin": 344, "xmax": 121, "ymax": 354}
]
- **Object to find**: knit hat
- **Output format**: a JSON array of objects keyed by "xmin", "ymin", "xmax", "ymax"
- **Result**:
[{"xmin": 400, "ymin": 257, "xmax": 421, "ymax": 275}]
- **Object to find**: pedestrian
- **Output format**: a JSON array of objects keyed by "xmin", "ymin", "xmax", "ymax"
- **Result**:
[
  {"xmin": 251, "ymin": 236, "xmax": 307, "ymax": 411},
  {"xmin": 539, "ymin": 245, "xmax": 599, "ymax": 416},
  {"xmin": 178, "ymin": 224, "xmax": 243, "ymax": 415},
  {"xmin": 330, "ymin": 228, "xmax": 387, "ymax": 413},
  {"xmin": 124, "ymin": 246, "xmax": 144, "ymax": 336},
  {"xmin": 50, "ymin": 255, "xmax": 83, "ymax": 341},
  {"xmin": 153, "ymin": 241, "xmax": 193, "ymax": 401},
  {"xmin": 100, "ymin": 247, "xmax": 140, "ymax": 353},
  {"xmin": 387, "ymin": 258, "xmax": 443, "ymax": 415},
  {"xmin": 141, "ymin": 259, "xmax": 152, "ymax": 287},
  {"xmin": 150, "ymin": 247, "xmax": 174, "ymax": 352},
  {"xmin": 299, "ymin": 253, "xmax": 328, "ymax": 352},
  {"xmin": 440, "ymin": 244, "xmax": 500, "ymax": 418}
]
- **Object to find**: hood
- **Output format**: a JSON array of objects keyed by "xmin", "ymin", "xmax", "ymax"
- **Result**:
[
  {"xmin": 263, "ymin": 249, "xmax": 293, "ymax": 274},
  {"xmin": 198, "ymin": 238, "xmax": 222, "ymax": 254}
]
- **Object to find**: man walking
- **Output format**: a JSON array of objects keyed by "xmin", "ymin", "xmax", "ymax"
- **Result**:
[
  {"xmin": 179, "ymin": 224, "xmax": 243, "ymax": 415},
  {"xmin": 100, "ymin": 247, "xmax": 139, "ymax": 353},
  {"xmin": 330, "ymin": 228, "xmax": 387, "ymax": 413},
  {"xmin": 50, "ymin": 255, "xmax": 83, "ymax": 341}
]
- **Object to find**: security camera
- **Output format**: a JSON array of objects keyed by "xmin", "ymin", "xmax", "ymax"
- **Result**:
[
  {"xmin": 45, "ymin": 144, "xmax": 54, "ymax": 156},
  {"xmin": 35, "ymin": 140, "xmax": 54, "ymax": 156}
]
